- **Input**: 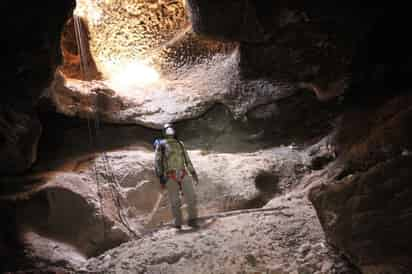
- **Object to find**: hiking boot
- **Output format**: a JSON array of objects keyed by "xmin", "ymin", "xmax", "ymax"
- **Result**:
[{"xmin": 187, "ymin": 219, "xmax": 199, "ymax": 228}]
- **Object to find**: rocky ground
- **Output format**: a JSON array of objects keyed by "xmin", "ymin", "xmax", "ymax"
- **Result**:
[{"xmin": 83, "ymin": 191, "xmax": 356, "ymax": 274}]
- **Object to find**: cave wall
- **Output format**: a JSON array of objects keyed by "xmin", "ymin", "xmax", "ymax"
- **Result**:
[
  {"xmin": 310, "ymin": 95, "xmax": 412, "ymax": 273},
  {"xmin": 0, "ymin": 2, "xmax": 76, "ymax": 270},
  {"xmin": 1, "ymin": 1, "xmax": 76, "ymax": 175},
  {"xmin": 308, "ymin": 7, "xmax": 412, "ymax": 274},
  {"xmin": 0, "ymin": 0, "xmax": 411, "ymax": 272}
]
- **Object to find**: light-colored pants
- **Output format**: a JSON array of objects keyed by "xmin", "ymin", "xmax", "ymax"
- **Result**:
[{"xmin": 166, "ymin": 175, "xmax": 198, "ymax": 226}]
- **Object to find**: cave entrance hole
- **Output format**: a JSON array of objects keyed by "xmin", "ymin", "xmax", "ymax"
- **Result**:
[{"xmin": 58, "ymin": 0, "xmax": 236, "ymax": 99}]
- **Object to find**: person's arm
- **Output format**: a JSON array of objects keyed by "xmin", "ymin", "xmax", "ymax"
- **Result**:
[{"xmin": 180, "ymin": 142, "xmax": 199, "ymax": 183}]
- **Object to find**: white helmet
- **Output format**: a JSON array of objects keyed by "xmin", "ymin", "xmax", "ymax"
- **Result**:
[{"xmin": 163, "ymin": 123, "xmax": 175, "ymax": 137}]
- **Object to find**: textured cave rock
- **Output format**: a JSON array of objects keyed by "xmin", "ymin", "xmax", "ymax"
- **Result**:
[
  {"xmin": 47, "ymin": 71, "xmax": 128, "ymax": 121},
  {"xmin": 309, "ymin": 95, "xmax": 412, "ymax": 273},
  {"xmin": 0, "ymin": 108, "xmax": 42, "ymax": 174},
  {"xmin": 238, "ymin": 27, "xmax": 352, "ymax": 101},
  {"xmin": 185, "ymin": 0, "xmax": 371, "ymax": 44},
  {"xmin": 185, "ymin": 0, "xmax": 382, "ymax": 44},
  {"xmin": 185, "ymin": 0, "xmax": 266, "ymax": 42},
  {"xmin": 244, "ymin": 91, "xmax": 342, "ymax": 146},
  {"xmin": 184, "ymin": 1, "xmax": 399, "ymax": 103},
  {"xmin": 311, "ymin": 157, "xmax": 412, "ymax": 274},
  {"xmin": 76, "ymin": 0, "xmax": 224, "ymax": 76},
  {"xmin": 48, "ymin": 49, "xmax": 296, "ymax": 129},
  {"xmin": 306, "ymin": 7, "xmax": 412, "ymax": 273},
  {"xmin": 235, "ymin": 4, "xmax": 371, "ymax": 102},
  {"xmin": 16, "ymin": 172, "xmax": 130, "ymax": 258},
  {"xmin": 1, "ymin": 0, "xmax": 76, "ymax": 175}
]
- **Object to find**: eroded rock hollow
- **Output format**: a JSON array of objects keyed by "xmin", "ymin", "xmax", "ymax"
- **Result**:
[{"xmin": 1, "ymin": 1, "xmax": 412, "ymax": 273}]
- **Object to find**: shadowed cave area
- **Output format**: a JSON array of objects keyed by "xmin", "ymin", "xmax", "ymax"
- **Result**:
[{"xmin": 1, "ymin": 1, "xmax": 412, "ymax": 273}]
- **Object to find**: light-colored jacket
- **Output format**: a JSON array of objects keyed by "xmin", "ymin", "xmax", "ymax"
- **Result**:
[{"xmin": 154, "ymin": 137, "xmax": 196, "ymax": 177}]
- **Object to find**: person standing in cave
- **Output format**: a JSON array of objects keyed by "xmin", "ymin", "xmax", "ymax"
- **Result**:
[{"xmin": 154, "ymin": 123, "xmax": 200, "ymax": 229}]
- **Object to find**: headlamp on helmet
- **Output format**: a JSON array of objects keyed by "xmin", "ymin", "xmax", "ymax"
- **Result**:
[{"xmin": 163, "ymin": 123, "xmax": 175, "ymax": 136}]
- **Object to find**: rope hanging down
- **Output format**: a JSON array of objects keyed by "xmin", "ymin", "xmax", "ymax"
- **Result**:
[
  {"xmin": 74, "ymin": 14, "xmax": 139, "ymax": 239},
  {"xmin": 89, "ymin": 91, "xmax": 140, "ymax": 239},
  {"xmin": 75, "ymin": 14, "xmax": 111, "ymax": 241},
  {"xmin": 86, "ymin": 107, "xmax": 107, "ymax": 242}
]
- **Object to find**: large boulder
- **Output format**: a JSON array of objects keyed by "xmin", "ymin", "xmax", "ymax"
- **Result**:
[
  {"xmin": 309, "ymin": 95, "xmax": 412, "ymax": 273},
  {"xmin": 15, "ymin": 172, "xmax": 131, "ymax": 258},
  {"xmin": 311, "ymin": 157, "xmax": 412, "ymax": 274}
]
